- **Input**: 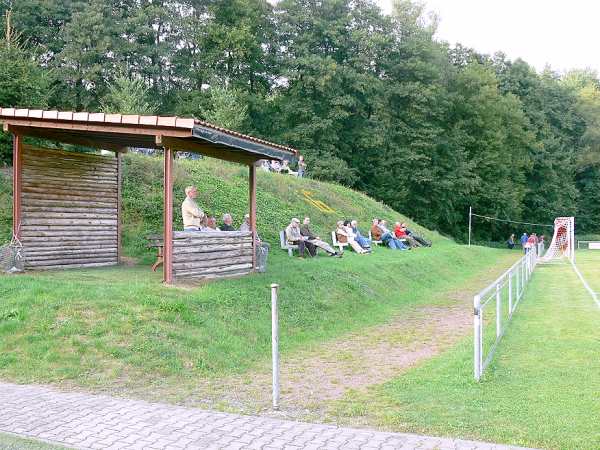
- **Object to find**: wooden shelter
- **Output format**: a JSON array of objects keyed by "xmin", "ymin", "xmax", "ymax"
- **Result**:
[{"xmin": 1, "ymin": 107, "xmax": 297, "ymax": 284}]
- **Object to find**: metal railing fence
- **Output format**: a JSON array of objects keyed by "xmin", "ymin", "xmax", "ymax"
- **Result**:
[{"xmin": 473, "ymin": 244, "xmax": 543, "ymax": 381}]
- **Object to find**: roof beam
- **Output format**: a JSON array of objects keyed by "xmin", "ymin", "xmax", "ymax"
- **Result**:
[
  {"xmin": 162, "ymin": 137, "xmax": 261, "ymax": 166},
  {"xmin": 6, "ymin": 125, "xmax": 129, "ymax": 152}
]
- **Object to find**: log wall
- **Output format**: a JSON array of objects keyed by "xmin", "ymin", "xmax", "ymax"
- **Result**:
[
  {"xmin": 172, "ymin": 231, "xmax": 254, "ymax": 282},
  {"xmin": 20, "ymin": 145, "xmax": 120, "ymax": 270}
]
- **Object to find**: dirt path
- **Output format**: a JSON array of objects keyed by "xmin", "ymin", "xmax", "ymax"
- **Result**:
[{"xmin": 176, "ymin": 259, "xmax": 515, "ymax": 422}]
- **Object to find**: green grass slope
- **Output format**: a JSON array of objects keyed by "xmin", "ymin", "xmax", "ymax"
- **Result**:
[
  {"xmin": 119, "ymin": 154, "xmax": 438, "ymax": 260},
  {"xmin": 0, "ymin": 153, "xmax": 516, "ymax": 386}
]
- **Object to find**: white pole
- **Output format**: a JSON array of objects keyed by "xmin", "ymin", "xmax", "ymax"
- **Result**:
[
  {"xmin": 508, "ymin": 272, "xmax": 513, "ymax": 315},
  {"xmin": 496, "ymin": 283, "xmax": 501, "ymax": 339},
  {"xmin": 473, "ymin": 294, "xmax": 482, "ymax": 381},
  {"xmin": 270, "ymin": 283, "xmax": 280, "ymax": 410},
  {"xmin": 468, "ymin": 206, "xmax": 472, "ymax": 247}
]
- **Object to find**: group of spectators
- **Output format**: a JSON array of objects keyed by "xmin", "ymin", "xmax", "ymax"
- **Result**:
[
  {"xmin": 507, "ymin": 232, "xmax": 545, "ymax": 253},
  {"xmin": 284, "ymin": 217, "xmax": 431, "ymax": 258},
  {"xmin": 260, "ymin": 156, "xmax": 306, "ymax": 177}
]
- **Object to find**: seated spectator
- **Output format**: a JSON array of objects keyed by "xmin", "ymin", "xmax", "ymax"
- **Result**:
[
  {"xmin": 300, "ymin": 217, "xmax": 342, "ymax": 257},
  {"xmin": 239, "ymin": 213, "xmax": 270, "ymax": 272},
  {"xmin": 181, "ymin": 185, "xmax": 205, "ymax": 231},
  {"xmin": 403, "ymin": 223, "xmax": 432, "ymax": 247},
  {"xmin": 370, "ymin": 218, "xmax": 382, "ymax": 242},
  {"xmin": 286, "ymin": 218, "xmax": 316, "ymax": 258},
  {"xmin": 270, "ymin": 160, "xmax": 281, "ymax": 173},
  {"xmin": 260, "ymin": 160, "xmax": 271, "ymax": 172},
  {"xmin": 350, "ymin": 220, "xmax": 371, "ymax": 250},
  {"xmin": 507, "ymin": 234, "xmax": 516, "ymax": 249},
  {"xmin": 220, "ymin": 213, "xmax": 235, "ymax": 231},
  {"xmin": 336, "ymin": 220, "xmax": 368, "ymax": 254},
  {"xmin": 239, "ymin": 213, "xmax": 251, "ymax": 232},
  {"xmin": 394, "ymin": 222, "xmax": 420, "ymax": 248},
  {"xmin": 281, "ymin": 160, "xmax": 297, "ymax": 176},
  {"xmin": 206, "ymin": 216, "xmax": 220, "ymax": 231},
  {"xmin": 378, "ymin": 219, "xmax": 408, "ymax": 250}
]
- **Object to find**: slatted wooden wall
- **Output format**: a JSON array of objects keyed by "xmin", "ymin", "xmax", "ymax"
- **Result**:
[
  {"xmin": 172, "ymin": 231, "xmax": 253, "ymax": 281},
  {"xmin": 20, "ymin": 145, "xmax": 120, "ymax": 270}
]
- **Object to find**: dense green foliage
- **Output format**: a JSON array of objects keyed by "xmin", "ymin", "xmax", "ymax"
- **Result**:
[{"xmin": 0, "ymin": 0, "xmax": 599, "ymax": 240}]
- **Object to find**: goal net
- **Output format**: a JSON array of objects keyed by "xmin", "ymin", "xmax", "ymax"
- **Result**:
[{"xmin": 540, "ymin": 217, "xmax": 575, "ymax": 263}]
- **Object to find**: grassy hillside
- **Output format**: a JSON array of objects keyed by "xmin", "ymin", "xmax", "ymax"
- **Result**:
[{"xmin": 119, "ymin": 153, "xmax": 438, "ymax": 260}]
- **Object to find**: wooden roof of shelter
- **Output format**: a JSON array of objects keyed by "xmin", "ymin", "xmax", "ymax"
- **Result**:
[{"xmin": 0, "ymin": 107, "xmax": 297, "ymax": 165}]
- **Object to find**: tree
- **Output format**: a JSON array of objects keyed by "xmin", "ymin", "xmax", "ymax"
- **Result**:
[
  {"xmin": 101, "ymin": 76, "xmax": 157, "ymax": 115},
  {"xmin": 0, "ymin": 35, "xmax": 51, "ymax": 163}
]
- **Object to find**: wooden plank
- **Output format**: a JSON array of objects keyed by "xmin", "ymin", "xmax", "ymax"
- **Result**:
[
  {"xmin": 21, "ymin": 225, "xmax": 118, "ymax": 232},
  {"xmin": 173, "ymin": 249, "xmax": 253, "ymax": 264},
  {"xmin": 174, "ymin": 243, "xmax": 253, "ymax": 254},
  {"xmin": 21, "ymin": 218, "xmax": 117, "ymax": 226},
  {"xmin": 22, "ymin": 238, "xmax": 117, "ymax": 246},
  {"xmin": 24, "ymin": 247, "xmax": 117, "ymax": 264},
  {"xmin": 23, "ymin": 243, "xmax": 118, "ymax": 252},
  {"xmin": 173, "ymin": 230, "xmax": 252, "ymax": 239},
  {"xmin": 23, "ymin": 210, "xmax": 117, "ymax": 220},
  {"xmin": 26, "ymin": 256, "xmax": 117, "ymax": 267},
  {"xmin": 12, "ymin": 134, "xmax": 23, "ymax": 238},
  {"xmin": 21, "ymin": 170, "xmax": 118, "ymax": 184},
  {"xmin": 25, "ymin": 247, "xmax": 117, "ymax": 256},
  {"xmin": 21, "ymin": 230, "xmax": 117, "ymax": 237},
  {"xmin": 22, "ymin": 163, "xmax": 117, "ymax": 176},
  {"xmin": 24, "ymin": 261, "xmax": 117, "ymax": 271},
  {"xmin": 20, "ymin": 192, "xmax": 117, "ymax": 203},
  {"xmin": 175, "ymin": 268, "xmax": 253, "ymax": 282},
  {"xmin": 174, "ymin": 263, "xmax": 253, "ymax": 278},
  {"xmin": 23, "ymin": 154, "xmax": 118, "ymax": 170},
  {"xmin": 22, "ymin": 186, "xmax": 118, "ymax": 199},
  {"xmin": 22, "ymin": 181, "xmax": 118, "ymax": 194},
  {"xmin": 21, "ymin": 198, "xmax": 117, "ymax": 208},
  {"xmin": 21, "ymin": 206, "xmax": 117, "ymax": 214},
  {"xmin": 23, "ymin": 145, "xmax": 117, "ymax": 163}
]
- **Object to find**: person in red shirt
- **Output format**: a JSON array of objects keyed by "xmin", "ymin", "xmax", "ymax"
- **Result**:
[{"xmin": 394, "ymin": 222, "xmax": 420, "ymax": 248}]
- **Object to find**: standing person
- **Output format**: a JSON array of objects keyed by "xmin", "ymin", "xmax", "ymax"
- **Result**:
[
  {"xmin": 220, "ymin": 213, "xmax": 235, "ymax": 231},
  {"xmin": 520, "ymin": 232, "xmax": 529, "ymax": 253},
  {"xmin": 181, "ymin": 186, "xmax": 205, "ymax": 231},
  {"xmin": 507, "ymin": 234, "xmax": 516, "ymax": 249},
  {"xmin": 300, "ymin": 217, "xmax": 342, "ymax": 257},
  {"xmin": 525, "ymin": 234, "xmax": 536, "ymax": 254},
  {"xmin": 286, "ymin": 218, "xmax": 316, "ymax": 258},
  {"xmin": 297, "ymin": 155, "xmax": 306, "ymax": 177}
]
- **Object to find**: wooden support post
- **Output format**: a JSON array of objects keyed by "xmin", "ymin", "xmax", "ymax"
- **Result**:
[
  {"xmin": 249, "ymin": 163, "xmax": 257, "ymax": 270},
  {"xmin": 163, "ymin": 147, "xmax": 174, "ymax": 284},
  {"xmin": 116, "ymin": 151, "xmax": 122, "ymax": 264},
  {"xmin": 12, "ymin": 133, "xmax": 22, "ymax": 239}
]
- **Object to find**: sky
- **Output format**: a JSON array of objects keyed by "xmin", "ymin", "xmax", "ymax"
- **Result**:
[{"xmin": 376, "ymin": 0, "xmax": 600, "ymax": 74}]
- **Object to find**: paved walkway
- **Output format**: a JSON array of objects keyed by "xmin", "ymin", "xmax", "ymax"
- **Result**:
[{"xmin": 0, "ymin": 382, "xmax": 535, "ymax": 450}]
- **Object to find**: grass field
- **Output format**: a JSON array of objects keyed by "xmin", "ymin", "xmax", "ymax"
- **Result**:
[
  {"xmin": 0, "ymin": 433, "xmax": 69, "ymax": 450},
  {"xmin": 332, "ymin": 251, "xmax": 600, "ymax": 450},
  {"xmin": 0, "ymin": 241, "xmax": 517, "ymax": 396}
]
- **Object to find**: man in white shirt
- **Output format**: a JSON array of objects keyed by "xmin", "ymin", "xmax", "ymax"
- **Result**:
[{"xmin": 181, "ymin": 186, "xmax": 204, "ymax": 231}]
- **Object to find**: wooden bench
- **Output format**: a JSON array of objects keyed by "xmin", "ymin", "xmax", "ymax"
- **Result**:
[
  {"xmin": 331, "ymin": 231, "xmax": 349, "ymax": 253},
  {"xmin": 146, "ymin": 234, "xmax": 164, "ymax": 272},
  {"xmin": 280, "ymin": 230, "xmax": 299, "ymax": 256}
]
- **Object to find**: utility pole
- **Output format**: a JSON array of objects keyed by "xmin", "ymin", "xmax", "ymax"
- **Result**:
[{"xmin": 5, "ymin": 10, "xmax": 12, "ymax": 45}]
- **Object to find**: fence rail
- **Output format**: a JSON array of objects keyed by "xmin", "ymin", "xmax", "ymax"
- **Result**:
[{"xmin": 473, "ymin": 243, "xmax": 543, "ymax": 381}]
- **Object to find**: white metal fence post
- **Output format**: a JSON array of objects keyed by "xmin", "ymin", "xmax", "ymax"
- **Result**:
[
  {"xmin": 508, "ymin": 272, "xmax": 513, "ymax": 314},
  {"xmin": 516, "ymin": 264, "xmax": 520, "ymax": 301},
  {"xmin": 270, "ymin": 283, "xmax": 280, "ymax": 410},
  {"xmin": 468, "ymin": 206, "xmax": 472, "ymax": 247},
  {"xmin": 496, "ymin": 283, "xmax": 501, "ymax": 338},
  {"xmin": 474, "ymin": 294, "xmax": 482, "ymax": 381}
]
